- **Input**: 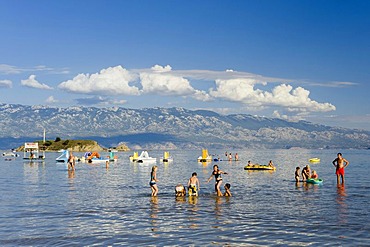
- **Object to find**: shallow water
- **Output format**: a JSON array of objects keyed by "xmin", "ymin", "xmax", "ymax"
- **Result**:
[{"xmin": 0, "ymin": 149, "xmax": 369, "ymax": 246}]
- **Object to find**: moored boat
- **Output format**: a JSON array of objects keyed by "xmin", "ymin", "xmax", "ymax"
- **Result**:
[
  {"xmin": 197, "ymin": 149, "xmax": 212, "ymax": 162},
  {"xmin": 244, "ymin": 164, "xmax": 276, "ymax": 171},
  {"xmin": 309, "ymin": 158, "xmax": 320, "ymax": 163},
  {"xmin": 161, "ymin": 151, "xmax": 173, "ymax": 162},
  {"xmin": 136, "ymin": 151, "xmax": 156, "ymax": 163}
]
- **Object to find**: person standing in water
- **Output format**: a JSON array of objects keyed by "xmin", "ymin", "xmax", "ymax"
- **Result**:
[
  {"xmin": 207, "ymin": 165, "xmax": 228, "ymax": 196},
  {"xmin": 68, "ymin": 151, "xmax": 75, "ymax": 171},
  {"xmin": 188, "ymin": 172, "xmax": 200, "ymax": 196},
  {"xmin": 332, "ymin": 153, "xmax": 349, "ymax": 184},
  {"xmin": 149, "ymin": 166, "xmax": 159, "ymax": 196}
]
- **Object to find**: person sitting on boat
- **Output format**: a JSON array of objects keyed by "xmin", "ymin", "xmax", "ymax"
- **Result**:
[
  {"xmin": 268, "ymin": 160, "xmax": 275, "ymax": 168},
  {"xmin": 311, "ymin": 170, "xmax": 318, "ymax": 179},
  {"xmin": 175, "ymin": 184, "xmax": 186, "ymax": 197},
  {"xmin": 302, "ymin": 165, "xmax": 311, "ymax": 181},
  {"xmin": 224, "ymin": 183, "xmax": 232, "ymax": 197}
]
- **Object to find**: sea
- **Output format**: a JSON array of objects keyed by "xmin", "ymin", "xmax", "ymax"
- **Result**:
[{"xmin": 0, "ymin": 149, "xmax": 369, "ymax": 246}]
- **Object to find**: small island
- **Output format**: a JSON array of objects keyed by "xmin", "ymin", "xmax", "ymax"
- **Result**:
[{"xmin": 16, "ymin": 137, "xmax": 130, "ymax": 152}]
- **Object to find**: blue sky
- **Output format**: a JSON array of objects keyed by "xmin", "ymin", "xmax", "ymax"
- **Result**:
[{"xmin": 0, "ymin": 0, "xmax": 369, "ymax": 130}]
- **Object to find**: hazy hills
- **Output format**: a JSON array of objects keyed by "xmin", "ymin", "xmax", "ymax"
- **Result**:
[{"xmin": 0, "ymin": 103, "xmax": 369, "ymax": 150}]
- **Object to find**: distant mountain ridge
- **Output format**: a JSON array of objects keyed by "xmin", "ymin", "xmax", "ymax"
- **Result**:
[{"xmin": 0, "ymin": 103, "xmax": 369, "ymax": 150}]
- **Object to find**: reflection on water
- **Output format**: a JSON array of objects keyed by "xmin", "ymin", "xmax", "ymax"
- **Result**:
[
  {"xmin": 150, "ymin": 196, "xmax": 159, "ymax": 232},
  {"xmin": 0, "ymin": 149, "xmax": 370, "ymax": 245},
  {"xmin": 336, "ymin": 184, "xmax": 348, "ymax": 224}
]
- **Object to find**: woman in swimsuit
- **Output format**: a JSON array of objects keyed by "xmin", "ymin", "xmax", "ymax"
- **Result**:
[
  {"xmin": 149, "ymin": 166, "xmax": 159, "ymax": 196},
  {"xmin": 207, "ymin": 165, "xmax": 228, "ymax": 196}
]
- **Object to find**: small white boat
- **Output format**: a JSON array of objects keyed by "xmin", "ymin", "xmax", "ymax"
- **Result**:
[
  {"xmin": 136, "ymin": 151, "xmax": 156, "ymax": 163},
  {"xmin": 56, "ymin": 149, "xmax": 69, "ymax": 163},
  {"xmin": 129, "ymin": 151, "xmax": 139, "ymax": 162},
  {"xmin": 2, "ymin": 151, "xmax": 19, "ymax": 157},
  {"xmin": 84, "ymin": 151, "xmax": 109, "ymax": 164}
]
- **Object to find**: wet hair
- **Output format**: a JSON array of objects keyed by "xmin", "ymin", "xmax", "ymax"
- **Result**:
[
  {"xmin": 337, "ymin": 153, "xmax": 342, "ymax": 156},
  {"xmin": 225, "ymin": 183, "xmax": 231, "ymax": 189},
  {"xmin": 192, "ymin": 172, "xmax": 197, "ymax": 176}
]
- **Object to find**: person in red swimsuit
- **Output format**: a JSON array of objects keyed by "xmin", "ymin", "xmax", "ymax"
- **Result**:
[{"xmin": 332, "ymin": 153, "xmax": 349, "ymax": 184}]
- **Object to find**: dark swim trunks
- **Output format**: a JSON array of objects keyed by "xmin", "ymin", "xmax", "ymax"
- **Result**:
[{"xmin": 336, "ymin": 167, "xmax": 345, "ymax": 176}]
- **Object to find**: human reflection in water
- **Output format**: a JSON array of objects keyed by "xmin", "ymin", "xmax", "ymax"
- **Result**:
[
  {"xmin": 150, "ymin": 196, "xmax": 159, "ymax": 232},
  {"xmin": 336, "ymin": 184, "xmax": 348, "ymax": 224},
  {"xmin": 188, "ymin": 195, "xmax": 199, "ymax": 229},
  {"xmin": 214, "ymin": 196, "xmax": 223, "ymax": 219},
  {"xmin": 68, "ymin": 169, "xmax": 75, "ymax": 179}
]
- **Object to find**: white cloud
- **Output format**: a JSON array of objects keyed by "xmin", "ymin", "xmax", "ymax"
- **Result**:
[
  {"xmin": 210, "ymin": 79, "xmax": 335, "ymax": 113},
  {"xmin": 45, "ymin": 96, "xmax": 58, "ymax": 103},
  {"xmin": 58, "ymin": 65, "xmax": 139, "ymax": 95},
  {"xmin": 0, "ymin": 79, "xmax": 12, "ymax": 88},
  {"xmin": 56, "ymin": 64, "xmax": 337, "ymax": 115},
  {"xmin": 21, "ymin": 75, "xmax": 53, "ymax": 90},
  {"xmin": 140, "ymin": 65, "xmax": 196, "ymax": 96},
  {"xmin": 0, "ymin": 64, "xmax": 69, "ymax": 75},
  {"xmin": 75, "ymin": 96, "xmax": 127, "ymax": 106},
  {"xmin": 309, "ymin": 81, "xmax": 359, "ymax": 88},
  {"xmin": 0, "ymin": 64, "xmax": 23, "ymax": 74}
]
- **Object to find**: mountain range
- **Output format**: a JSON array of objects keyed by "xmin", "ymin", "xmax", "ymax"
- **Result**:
[{"xmin": 0, "ymin": 103, "xmax": 369, "ymax": 150}]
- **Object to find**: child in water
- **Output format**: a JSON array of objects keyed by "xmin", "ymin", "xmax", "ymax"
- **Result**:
[
  {"xmin": 224, "ymin": 183, "xmax": 232, "ymax": 196},
  {"xmin": 295, "ymin": 167, "xmax": 300, "ymax": 182},
  {"xmin": 149, "ymin": 166, "xmax": 159, "ymax": 196},
  {"xmin": 311, "ymin": 170, "xmax": 318, "ymax": 179},
  {"xmin": 188, "ymin": 172, "xmax": 200, "ymax": 196},
  {"xmin": 175, "ymin": 184, "xmax": 186, "ymax": 197},
  {"xmin": 207, "ymin": 165, "xmax": 228, "ymax": 196}
]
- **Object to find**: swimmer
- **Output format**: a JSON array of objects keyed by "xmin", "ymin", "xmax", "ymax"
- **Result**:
[
  {"xmin": 302, "ymin": 165, "xmax": 311, "ymax": 181},
  {"xmin": 295, "ymin": 167, "xmax": 300, "ymax": 182},
  {"xmin": 311, "ymin": 170, "xmax": 318, "ymax": 179},
  {"xmin": 188, "ymin": 172, "xmax": 200, "ymax": 196},
  {"xmin": 207, "ymin": 165, "xmax": 228, "ymax": 196},
  {"xmin": 224, "ymin": 183, "xmax": 232, "ymax": 197},
  {"xmin": 149, "ymin": 166, "xmax": 159, "ymax": 196},
  {"xmin": 175, "ymin": 184, "xmax": 186, "ymax": 197}
]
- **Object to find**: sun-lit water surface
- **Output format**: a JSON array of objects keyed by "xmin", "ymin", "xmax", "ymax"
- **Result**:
[{"xmin": 0, "ymin": 149, "xmax": 369, "ymax": 246}]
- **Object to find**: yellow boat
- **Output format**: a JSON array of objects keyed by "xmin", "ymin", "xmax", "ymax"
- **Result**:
[
  {"xmin": 309, "ymin": 158, "xmax": 320, "ymax": 163},
  {"xmin": 197, "ymin": 149, "xmax": 212, "ymax": 162},
  {"xmin": 244, "ymin": 164, "xmax": 276, "ymax": 171}
]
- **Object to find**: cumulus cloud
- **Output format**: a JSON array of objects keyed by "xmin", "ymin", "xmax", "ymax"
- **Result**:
[
  {"xmin": 210, "ymin": 79, "xmax": 335, "ymax": 113},
  {"xmin": 21, "ymin": 75, "xmax": 53, "ymax": 90},
  {"xmin": 57, "ymin": 64, "xmax": 337, "ymax": 114},
  {"xmin": 45, "ymin": 96, "xmax": 58, "ymax": 104},
  {"xmin": 58, "ymin": 66, "xmax": 139, "ymax": 95},
  {"xmin": 140, "ymin": 65, "xmax": 200, "ymax": 96},
  {"xmin": 0, "ymin": 79, "xmax": 12, "ymax": 88}
]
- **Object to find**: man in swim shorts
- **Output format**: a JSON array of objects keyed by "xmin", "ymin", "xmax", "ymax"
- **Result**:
[{"xmin": 332, "ymin": 153, "xmax": 349, "ymax": 184}]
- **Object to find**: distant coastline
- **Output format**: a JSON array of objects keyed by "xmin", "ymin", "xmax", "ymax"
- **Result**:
[{"xmin": 14, "ymin": 138, "xmax": 130, "ymax": 152}]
